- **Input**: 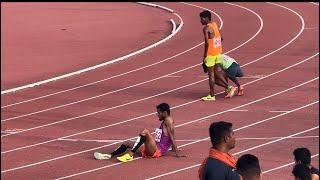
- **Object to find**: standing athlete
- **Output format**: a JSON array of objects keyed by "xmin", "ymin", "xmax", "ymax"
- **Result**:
[
  {"xmin": 200, "ymin": 10, "xmax": 236, "ymax": 101},
  {"xmin": 94, "ymin": 103, "xmax": 184, "ymax": 162}
]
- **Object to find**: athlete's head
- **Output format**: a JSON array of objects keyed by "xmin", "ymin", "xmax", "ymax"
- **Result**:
[
  {"xmin": 156, "ymin": 103, "xmax": 170, "ymax": 121},
  {"xmin": 293, "ymin": 148, "xmax": 312, "ymax": 166},
  {"xmin": 292, "ymin": 163, "xmax": 312, "ymax": 180},
  {"xmin": 209, "ymin": 121, "xmax": 236, "ymax": 150},
  {"xmin": 236, "ymin": 154, "xmax": 262, "ymax": 180},
  {"xmin": 199, "ymin": 10, "xmax": 211, "ymax": 25}
]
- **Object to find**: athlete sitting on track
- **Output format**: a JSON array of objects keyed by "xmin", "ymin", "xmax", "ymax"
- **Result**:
[{"xmin": 93, "ymin": 103, "xmax": 185, "ymax": 163}]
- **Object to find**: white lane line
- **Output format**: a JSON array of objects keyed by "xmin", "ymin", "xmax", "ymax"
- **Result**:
[
  {"xmin": 0, "ymin": 3, "xmax": 182, "ymax": 95},
  {"xmin": 1, "ymin": 1, "xmax": 264, "ymax": 132},
  {"xmin": 236, "ymin": 135, "xmax": 319, "ymax": 140},
  {"xmin": 170, "ymin": 19, "xmax": 176, "ymax": 33},
  {"xmin": 0, "ymin": 0, "xmax": 312, "ymax": 168},
  {"xmin": 145, "ymin": 126, "xmax": 319, "ymax": 180},
  {"xmin": 57, "ymin": 135, "xmax": 319, "ymax": 143},
  {"xmin": 269, "ymin": 110, "xmax": 289, "ymax": 113},
  {"xmin": 263, "ymin": 154, "xmax": 319, "ymax": 174},
  {"xmin": 229, "ymin": 109, "xmax": 249, "ymax": 112},
  {"xmin": 166, "ymin": 75, "xmax": 182, "ymax": 78},
  {"xmin": 1, "ymin": 1, "xmax": 264, "ymax": 122},
  {"xmin": 0, "ymin": 3, "xmax": 223, "ymax": 109},
  {"xmin": 1, "ymin": 0, "xmax": 318, "ymax": 174},
  {"xmin": 304, "ymin": 27, "xmax": 318, "ymax": 30},
  {"xmin": 2, "ymin": 53, "xmax": 317, "ymax": 156},
  {"xmin": 1, "ymin": 80, "xmax": 318, "ymax": 173}
]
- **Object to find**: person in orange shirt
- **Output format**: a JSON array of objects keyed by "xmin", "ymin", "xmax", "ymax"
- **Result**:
[{"xmin": 200, "ymin": 10, "xmax": 237, "ymax": 101}]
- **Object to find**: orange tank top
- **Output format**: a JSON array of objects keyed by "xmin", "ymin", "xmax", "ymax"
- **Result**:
[{"xmin": 207, "ymin": 22, "xmax": 222, "ymax": 56}]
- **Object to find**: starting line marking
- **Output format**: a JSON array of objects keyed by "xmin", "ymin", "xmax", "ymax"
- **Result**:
[{"xmin": 57, "ymin": 135, "xmax": 319, "ymax": 143}]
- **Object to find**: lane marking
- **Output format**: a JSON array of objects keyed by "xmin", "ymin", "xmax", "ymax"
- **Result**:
[
  {"xmin": 1, "ymin": 2, "xmax": 225, "ymax": 109},
  {"xmin": 229, "ymin": 109, "xmax": 249, "ymax": 112},
  {"xmin": 0, "ymin": 1, "xmax": 316, "ymax": 173},
  {"xmin": 0, "ymin": 1, "xmax": 314, "ymax": 153},
  {"xmin": 2, "ymin": 55, "xmax": 317, "ymax": 155},
  {"xmin": 1, "ymin": 1, "xmax": 264, "ymax": 127},
  {"xmin": 269, "ymin": 110, "xmax": 289, "ymax": 113},
  {"xmin": 165, "ymin": 75, "xmax": 182, "ymax": 78},
  {"xmin": 1, "ymin": 2, "xmax": 183, "ymax": 95},
  {"xmin": 57, "ymin": 135, "xmax": 319, "ymax": 143},
  {"xmin": 304, "ymin": 27, "xmax": 318, "ymax": 30},
  {"xmin": 170, "ymin": 19, "xmax": 176, "ymax": 33},
  {"xmin": 2, "ymin": 86, "xmax": 318, "ymax": 173}
]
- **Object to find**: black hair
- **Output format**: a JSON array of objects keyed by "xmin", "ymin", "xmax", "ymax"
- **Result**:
[
  {"xmin": 293, "ymin": 148, "xmax": 311, "ymax": 165},
  {"xmin": 199, "ymin": 10, "xmax": 211, "ymax": 21},
  {"xmin": 156, "ymin": 103, "xmax": 170, "ymax": 115},
  {"xmin": 209, "ymin": 121, "xmax": 232, "ymax": 146},
  {"xmin": 236, "ymin": 154, "xmax": 261, "ymax": 180},
  {"xmin": 292, "ymin": 163, "xmax": 312, "ymax": 180}
]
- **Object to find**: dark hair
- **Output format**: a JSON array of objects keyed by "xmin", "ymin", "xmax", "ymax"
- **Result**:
[
  {"xmin": 199, "ymin": 10, "xmax": 211, "ymax": 21},
  {"xmin": 236, "ymin": 154, "xmax": 261, "ymax": 179},
  {"xmin": 156, "ymin": 103, "xmax": 170, "ymax": 115},
  {"xmin": 292, "ymin": 163, "xmax": 312, "ymax": 180},
  {"xmin": 293, "ymin": 148, "xmax": 311, "ymax": 165},
  {"xmin": 209, "ymin": 121, "xmax": 232, "ymax": 146}
]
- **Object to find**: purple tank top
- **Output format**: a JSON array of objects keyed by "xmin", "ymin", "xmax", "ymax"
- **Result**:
[{"xmin": 156, "ymin": 121, "xmax": 172, "ymax": 155}]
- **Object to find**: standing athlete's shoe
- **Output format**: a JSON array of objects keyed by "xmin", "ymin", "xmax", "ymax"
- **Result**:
[
  {"xmin": 237, "ymin": 86, "xmax": 244, "ymax": 96},
  {"xmin": 117, "ymin": 153, "xmax": 134, "ymax": 162},
  {"xmin": 94, "ymin": 152, "xmax": 112, "ymax": 160},
  {"xmin": 225, "ymin": 86, "xmax": 237, "ymax": 98},
  {"xmin": 225, "ymin": 85, "xmax": 233, "ymax": 95},
  {"xmin": 201, "ymin": 95, "xmax": 216, "ymax": 101}
]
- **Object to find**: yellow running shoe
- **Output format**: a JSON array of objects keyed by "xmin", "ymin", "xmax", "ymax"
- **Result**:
[
  {"xmin": 117, "ymin": 153, "xmax": 133, "ymax": 163},
  {"xmin": 201, "ymin": 95, "xmax": 216, "ymax": 101}
]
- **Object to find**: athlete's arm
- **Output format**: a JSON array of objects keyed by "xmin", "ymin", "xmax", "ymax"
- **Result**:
[
  {"xmin": 203, "ymin": 26, "xmax": 209, "ymax": 60},
  {"xmin": 165, "ymin": 117, "xmax": 183, "ymax": 157}
]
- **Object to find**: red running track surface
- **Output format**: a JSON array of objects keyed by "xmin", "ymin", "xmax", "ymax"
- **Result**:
[{"xmin": 1, "ymin": 2, "xmax": 319, "ymax": 180}]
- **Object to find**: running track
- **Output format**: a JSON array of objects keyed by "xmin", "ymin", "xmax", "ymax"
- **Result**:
[{"xmin": 1, "ymin": 2, "xmax": 319, "ymax": 180}]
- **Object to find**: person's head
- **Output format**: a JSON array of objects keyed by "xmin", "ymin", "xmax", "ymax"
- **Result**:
[
  {"xmin": 209, "ymin": 121, "xmax": 236, "ymax": 150},
  {"xmin": 236, "ymin": 154, "xmax": 262, "ymax": 180},
  {"xmin": 156, "ymin": 103, "xmax": 170, "ymax": 121},
  {"xmin": 199, "ymin": 10, "xmax": 211, "ymax": 25},
  {"xmin": 293, "ymin": 148, "xmax": 311, "ymax": 166},
  {"xmin": 292, "ymin": 163, "xmax": 312, "ymax": 180}
]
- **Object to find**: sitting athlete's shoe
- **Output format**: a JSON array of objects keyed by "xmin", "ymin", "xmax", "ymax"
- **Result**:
[
  {"xmin": 117, "ymin": 153, "xmax": 133, "ymax": 163},
  {"xmin": 201, "ymin": 95, "xmax": 216, "ymax": 101},
  {"xmin": 94, "ymin": 152, "xmax": 112, "ymax": 160}
]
